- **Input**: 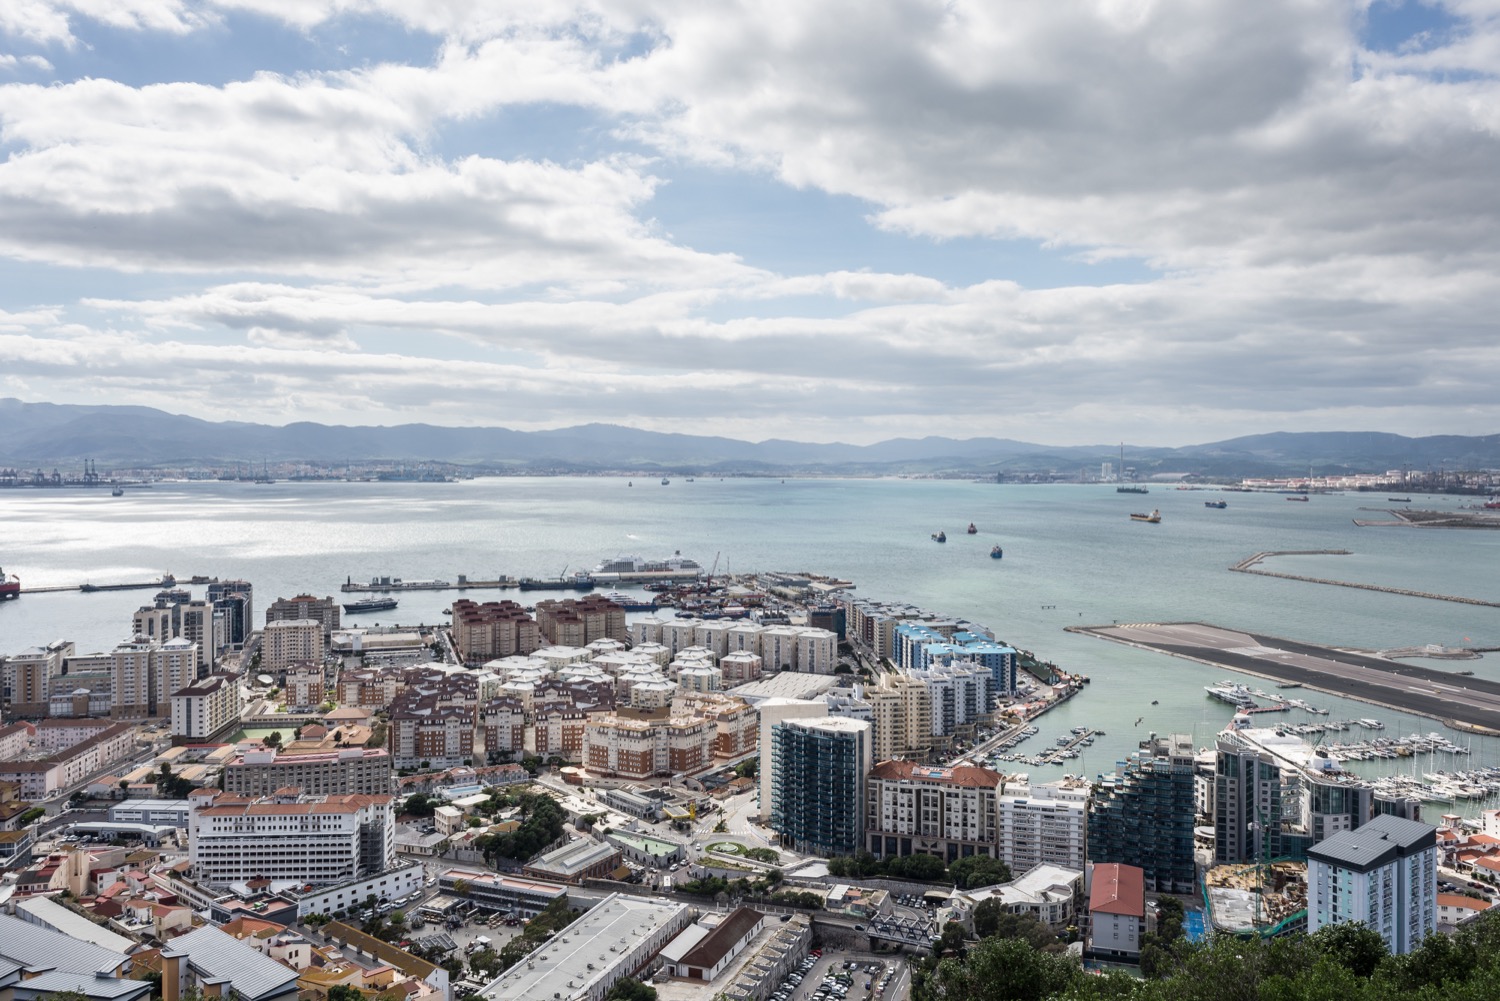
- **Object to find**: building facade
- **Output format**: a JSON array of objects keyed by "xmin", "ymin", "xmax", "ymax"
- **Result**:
[
  {"xmin": 770, "ymin": 716, "xmax": 872, "ymax": 858},
  {"xmin": 865, "ymin": 760, "xmax": 1003, "ymax": 861},
  {"xmin": 1087, "ymin": 733, "xmax": 1197, "ymax": 894},
  {"xmin": 224, "ymin": 747, "xmax": 393, "ymax": 797},
  {"xmin": 1306, "ymin": 814, "xmax": 1438, "ymax": 955},
  {"xmin": 170, "ymin": 673, "xmax": 242, "ymax": 740},
  {"xmin": 188, "ymin": 792, "xmax": 394, "ymax": 888}
]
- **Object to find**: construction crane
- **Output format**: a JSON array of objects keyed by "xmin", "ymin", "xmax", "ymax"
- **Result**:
[{"xmin": 707, "ymin": 551, "xmax": 721, "ymax": 587}]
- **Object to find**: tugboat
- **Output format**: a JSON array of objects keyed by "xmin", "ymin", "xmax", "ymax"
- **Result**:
[
  {"xmin": 1130, "ymin": 509, "xmax": 1162, "ymax": 523},
  {"xmin": 966, "ymin": 523, "xmax": 978, "ymax": 534},
  {"xmin": 989, "ymin": 545, "xmax": 1003, "ymax": 559},
  {"xmin": 932, "ymin": 531, "xmax": 947, "ymax": 543}
]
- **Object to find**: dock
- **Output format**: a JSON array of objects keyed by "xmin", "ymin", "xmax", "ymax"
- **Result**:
[
  {"xmin": 1230, "ymin": 550, "xmax": 1500, "ymax": 608},
  {"xmin": 22, "ymin": 578, "xmax": 177, "ymax": 595},
  {"xmin": 340, "ymin": 578, "xmax": 518, "ymax": 593},
  {"xmin": 1070, "ymin": 622, "xmax": 1500, "ymax": 735}
]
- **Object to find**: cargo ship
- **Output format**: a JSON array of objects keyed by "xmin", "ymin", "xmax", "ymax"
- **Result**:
[
  {"xmin": 1116, "ymin": 486, "xmax": 1149, "ymax": 494},
  {"xmin": 1130, "ymin": 509, "xmax": 1161, "ymax": 523},
  {"xmin": 0, "ymin": 566, "xmax": 18, "ymax": 601},
  {"xmin": 1204, "ymin": 499, "xmax": 1227, "ymax": 509},
  {"xmin": 343, "ymin": 597, "xmax": 398, "ymax": 614}
]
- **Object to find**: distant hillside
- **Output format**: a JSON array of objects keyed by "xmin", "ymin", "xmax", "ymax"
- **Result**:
[{"xmin": 0, "ymin": 398, "xmax": 1496, "ymax": 476}]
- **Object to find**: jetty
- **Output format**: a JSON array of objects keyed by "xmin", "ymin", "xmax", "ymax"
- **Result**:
[
  {"xmin": 22, "ymin": 577, "xmax": 178, "ymax": 594},
  {"xmin": 1230, "ymin": 550, "xmax": 1500, "ymax": 609},
  {"xmin": 1070, "ymin": 622, "xmax": 1500, "ymax": 735}
]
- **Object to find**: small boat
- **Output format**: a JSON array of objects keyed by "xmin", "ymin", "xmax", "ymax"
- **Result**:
[
  {"xmin": 989, "ymin": 545, "xmax": 1003, "ymax": 559},
  {"xmin": 661, "ymin": 477, "xmax": 670, "ymax": 486},
  {"xmin": 966, "ymin": 523, "xmax": 977, "ymax": 534},
  {"xmin": 1204, "ymin": 499, "xmax": 1226, "ymax": 509},
  {"xmin": 932, "ymin": 531, "xmax": 947, "ymax": 543},
  {"xmin": 1130, "ymin": 509, "xmax": 1161, "ymax": 523},
  {"xmin": 1151, "ymin": 700, "xmax": 1159, "ymax": 705},
  {"xmin": 111, "ymin": 487, "xmax": 124, "ymax": 497},
  {"xmin": 628, "ymin": 481, "xmax": 632, "ymax": 487},
  {"xmin": 1287, "ymin": 495, "xmax": 1309, "ymax": 502}
]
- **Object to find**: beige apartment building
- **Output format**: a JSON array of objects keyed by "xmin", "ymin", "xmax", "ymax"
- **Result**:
[{"xmin": 262, "ymin": 618, "xmax": 324, "ymax": 678}]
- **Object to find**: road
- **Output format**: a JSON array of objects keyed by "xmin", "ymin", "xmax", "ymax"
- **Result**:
[{"xmin": 1074, "ymin": 622, "xmax": 1500, "ymax": 732}]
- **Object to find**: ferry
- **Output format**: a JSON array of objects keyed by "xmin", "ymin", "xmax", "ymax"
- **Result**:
[
  {"xmin": 1205, "ymin": 682, "xmax": 1257, "ymax": 709},
  {"xmin": 1204, "ymin": 499, "xmax": 1227, "ymax": 509},
  {"xmin": 990, "ymin": 545, "xmax": 1003, "ymax": 559},
  {"xmin": 932, "ymin": 531, "xmax": 947, "ymax": 543},
  {"xmin": 1130, "ymin": 509, "xmax": 1162, "ymax": 523},
  {"xmin": 343, "ymin": 597, "xmax": 398, "ymax": 614}
]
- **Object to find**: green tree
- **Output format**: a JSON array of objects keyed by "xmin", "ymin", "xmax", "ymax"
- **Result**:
[
  {"xmin": 264, "ymin": 730, "xmax": 283, "ymax": 748},
  {"xmin": 919, "ymin": 934, "xmax": 1080, "ymax": 1001},
  {"xmin": 1309, "ymin": 921, "xmax": 1388, "ymax": 978},
  {"xmin": 971, "ymin": 901, "xmax": 1057, "ymax": 951},
  {"xmin": 327, "ymin": 986, "xmax": 364, "ymax": 1001},
  {"xmin": 404, "ymin": 792, "xmax": 437, "ymax": 817},
  {"xmin": 606, "ymin": 978, "xmax": 659, "ymax": 1001},
  {"xmin": 949, "ymin": 855, "xmax": 1012, "ymax": 890}
]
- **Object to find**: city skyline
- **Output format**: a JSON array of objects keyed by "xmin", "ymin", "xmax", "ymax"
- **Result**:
[{"xmin": 1, "ymin": 2, "xmax": 1498, "ymax": 444}]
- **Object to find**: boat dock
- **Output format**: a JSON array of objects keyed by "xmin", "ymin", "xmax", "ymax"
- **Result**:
[
  {"xmin": 1070, "ymin": 621, "xmax": 1500, "ymax": 734},
  {"xmin": 1230, "ymin": 550, "xmax": 1500, "ymax": 608}
]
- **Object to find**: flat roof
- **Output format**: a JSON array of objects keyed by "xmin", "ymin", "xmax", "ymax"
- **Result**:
[
  {"xmin": 480, "ymin": 893, "xmax": 691, "ymax": 1001},
  {"xmin": 727, "ymin": 674, "xmax": 838, "ymax": 703}
]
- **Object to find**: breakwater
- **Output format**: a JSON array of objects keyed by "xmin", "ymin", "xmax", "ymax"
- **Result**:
[{"xmin": 1230, "ymin": 550, "xmax": 1500, "ymax": 608}]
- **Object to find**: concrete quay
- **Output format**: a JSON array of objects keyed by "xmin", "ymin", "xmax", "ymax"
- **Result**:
[
  {"xmin": 1229, "ymin": 549, "xmax": 1500, "ymax": 609},
  {"xmin": 1070, "ymin": 621, "xmax": 1500, "ymax": 735}
]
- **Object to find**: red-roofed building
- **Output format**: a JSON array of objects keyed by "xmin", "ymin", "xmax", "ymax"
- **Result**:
[
  {"xmin": 865, "ymin": 758, "xmax": 1004, "ymax": 862},
  {"xmin": 1088, "ymin": 862, "xmax": 1146, "ymax": 961},
  {"xmin": 1437, "ymin": 893, "xmax": 1493, "ymax": 931}
]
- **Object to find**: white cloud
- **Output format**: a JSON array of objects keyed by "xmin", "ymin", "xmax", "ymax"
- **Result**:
[{"xmin": 0, "ymin": 1, "xmax": 207, "ymax": 45}]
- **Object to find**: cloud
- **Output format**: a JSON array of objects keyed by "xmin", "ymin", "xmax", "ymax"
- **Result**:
[{"xmin": 0, "ymin": 1, "xmax": 208, "ymax": 45}]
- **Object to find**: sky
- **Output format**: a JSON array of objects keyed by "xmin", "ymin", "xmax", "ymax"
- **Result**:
[{"xmin": 1, "ymin": 1, "xmax": 1497, "ymax": 446}]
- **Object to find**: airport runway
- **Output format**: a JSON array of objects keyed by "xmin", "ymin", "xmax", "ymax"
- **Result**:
[{"xmin": 1070, "ymin": 621, "xmax": 1500, "ymax": 734}]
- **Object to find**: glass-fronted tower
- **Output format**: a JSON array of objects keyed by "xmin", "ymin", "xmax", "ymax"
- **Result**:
[{"xmin": 769, "ymin": 716, "xmax": 872, "ymax": 858}]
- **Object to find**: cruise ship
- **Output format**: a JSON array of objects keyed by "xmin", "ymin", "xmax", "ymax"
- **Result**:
[
  {"xmin": 585, "ymin": 552, "xmax": 706, "ymax": 583},
  {"xmin": 1205, "ymin": 681, "xmax": 1258, "ymax": 709}
]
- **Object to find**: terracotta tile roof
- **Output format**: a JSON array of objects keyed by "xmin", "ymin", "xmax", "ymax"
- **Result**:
[
  {"xmin": 1437, "ymin": 894, "xmax": 1492, "ymax": 911},
  {"xmin": 1089, "ymin": 863, "xmax": 1145, "ymax": 917},
  {"xmin": 867, "ymin": 759, "xmax": 1003, "ymax": 788}
]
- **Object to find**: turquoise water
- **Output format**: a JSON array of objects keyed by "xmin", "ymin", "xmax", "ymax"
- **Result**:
[{"xmin": 2, "ymin": 479, "xmax": 1497, "ymax": 796}]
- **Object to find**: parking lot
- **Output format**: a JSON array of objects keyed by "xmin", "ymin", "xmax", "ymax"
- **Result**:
[{"xmin": 767, "ymin": 949, "xmax": 904, "ymax": 1001}]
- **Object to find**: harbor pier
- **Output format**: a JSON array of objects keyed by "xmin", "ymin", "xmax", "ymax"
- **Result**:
[{"xmin": 1230, "ymin": 550, "xmax": 1500, "ymax": 608}]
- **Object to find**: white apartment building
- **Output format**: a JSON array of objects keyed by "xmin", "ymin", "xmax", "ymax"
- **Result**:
[
  {"xmin": 170, "ymin": 673, "xmax": 242, "ymax": 741},
  {"xmin": 997, "ymin": 780, "xmax": 1090, "ymax": 872},
  {"xmin": 1307, "ymin": 814, "xmax": 1437, "ymax": 955},
  {"xmin": 865, "ymin": 760, "xmax": 1003, "ymax": 862},
  {"xmin": 262, "ymin": 619, "xmax": 324, "ymax": 678},
  {"xmin": 188, "ymin": 792, "xmax": 394, "ymax": 888}
]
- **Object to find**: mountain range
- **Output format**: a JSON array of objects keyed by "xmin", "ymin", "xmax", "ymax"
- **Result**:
[{"xmin": 1, "ymin": 398, "xmax": 1497, "ymax": 478}]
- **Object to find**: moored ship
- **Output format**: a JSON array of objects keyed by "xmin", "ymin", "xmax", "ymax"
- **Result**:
[
  {"xmin": 1205, "ymin": 681, "xmax": 1257, "ymax": 709},
  {"xmin": 518, "ymin": 576, "xmax": 596, "ymax": 592},
  {"xmin": 601, "ymin": 591, "xmax": 659, "ymax": 612},
  {"xmin": 0, "ymin": 566, "xmax": 18, "ymax": 601},
  {"xmin": 1130, "ymin": 509, "xmax": 1162, "ymax": 523},
  {"xmin": 586, "ymin": 553, "xmax": 705, "ymax": 583},
  {"xmin": 343, "ymin": 597, "xmax": 398, "ymax": 613}
]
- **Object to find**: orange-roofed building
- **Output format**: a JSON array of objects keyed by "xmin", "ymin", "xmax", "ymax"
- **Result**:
[{"xmin": 1088, "ymin": 862, "xmax": 1146, "ymax": 961}]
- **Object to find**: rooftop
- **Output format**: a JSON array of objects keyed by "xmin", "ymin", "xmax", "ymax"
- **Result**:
[
  {"xmin": 1089, "ymin": 863, "xmax": 1145, "ymax": 917},
  {"xmin": 676, "ymin": 907, "xmax": 765, "ymax": 972},
  {"xmin": 480, "ymin": 893, "xmax": 691, "ymax": 1001},
  {"xmin": 1307, "ymin": 814, "xmax": 1437, "ymax": 872}
]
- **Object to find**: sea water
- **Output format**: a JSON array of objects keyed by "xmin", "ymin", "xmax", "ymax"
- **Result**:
[{"xmin": 2, "ymin": 478, "xmax": 1497, "ymax": 803}]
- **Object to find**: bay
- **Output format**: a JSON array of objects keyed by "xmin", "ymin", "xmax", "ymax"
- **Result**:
[{"xmin": 2, "ymin": 478, "xmax": 1498, "ymax": 808}]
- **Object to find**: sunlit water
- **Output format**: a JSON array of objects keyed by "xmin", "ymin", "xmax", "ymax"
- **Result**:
[{"xmin": 3, "ymin": 479, "xmax": 1498, "ymax": 810}]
